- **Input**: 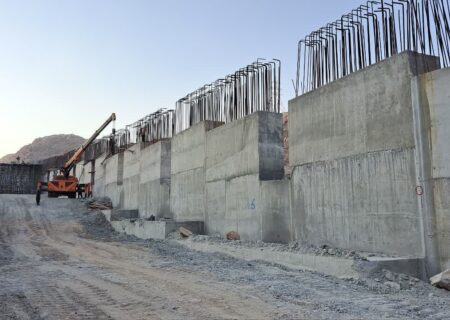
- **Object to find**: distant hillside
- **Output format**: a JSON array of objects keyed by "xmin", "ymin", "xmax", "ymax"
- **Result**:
[{"xmin": 0, "ymin": 134, "xmax": 86, "ymax": 164}]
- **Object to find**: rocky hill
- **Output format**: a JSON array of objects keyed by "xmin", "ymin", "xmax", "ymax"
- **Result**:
[{"xmin": 0, "ymin": 134, "xmax": 86, "ymax": 164}]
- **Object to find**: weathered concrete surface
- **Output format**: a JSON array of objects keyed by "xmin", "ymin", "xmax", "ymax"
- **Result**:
[
  {"xmin": 260, "ymin": 179, "xmax": 291, "ymax": 243},
  {"xmin": 93, "ymin": 154, "xmax": 107, "ymax": 197},
  {"xmin": 414, "ymin": 67, "xmax": 450, "ymax": 271},
  {"xmin": 206, "ymin": 175, "xmax": 291, "ymax": 242},
  {"xmin": 103, "ymin": 210, "xmax": 204, "ymax": 240},
  {"xmin": 179, "ymin": 239, "xmax": 358, "ymax": 279},
  {"xmin": 139, "ymin": 141, "xmax": 171, "ymax": 219},
  {"xmin": 110, "ymin": 209, "xmax": 139, "ymax": 221},
  {"xmin": 289, "ymin": 52, "xmax": 440, "ymax": 165},
  {"xmin": 0, "ymin": 164, "xmax": 42, "ymax": 194},
  {"xmin": 290, "ymin": 149, "xmax": 421, "ymax": 256},
  {"xmin": 206, "ymin": 112, "xmax": 284, "ymax": 182},
  {"xmin": 434, "ymin": 179, "xmax": 450, "ymax": 269},
  {"xmin": 204, "ymin": 112, "xmax": 288, "ymax": 242},
  {"xmin": 364, "ymin": 257, "xmax": 426, "ymax": 280},
  {"xmin": 170, "ymin": 121, "xmax": 222, "ymax": 221},
  {"xmin": 103, "ymin": 153, "xmax": 123, "ymax": 208},
  {"xmin": 288, "ymin": 52, "xmax": 440, "ymax": 257},
  {"xmin": 122, "ymin": 145, "xmax": 140, "ymax": 210}
]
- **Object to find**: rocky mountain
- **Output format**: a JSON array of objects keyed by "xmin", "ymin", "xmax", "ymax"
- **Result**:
[{"xmin": 0, "ymin": 134, "xmax": 86, "ymax": 164}]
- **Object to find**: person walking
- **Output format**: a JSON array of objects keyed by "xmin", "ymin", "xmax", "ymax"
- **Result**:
[
  {"xmin": 77, "ymin": 185, "xmax": 83, "ymax": 199},
  {"xmin": 36, "ymin": 182, "xmax": 41, "ymax": 206}
]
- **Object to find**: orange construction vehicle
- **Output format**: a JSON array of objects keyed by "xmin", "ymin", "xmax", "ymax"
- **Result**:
[{"xmin": 47, "ymin": 113, "xmax": 116, "ymax": 198}]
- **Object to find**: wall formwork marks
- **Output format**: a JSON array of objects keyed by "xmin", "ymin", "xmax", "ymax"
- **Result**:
[
  {"xmin": 0, "ymin": 164, "xmax": 42, "ymax": 194},
  {"xmin": 78, "ymin": 52, "xmax": 450, "ymax": 274}
]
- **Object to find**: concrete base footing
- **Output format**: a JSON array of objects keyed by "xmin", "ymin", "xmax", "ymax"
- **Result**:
[
  {"xmin": 102, "ymin": 210, "xmax": 204, "ymax": 240},
  {"xmin": 359, "ymin": 256, "xmax": 426, "ymax": 280}
]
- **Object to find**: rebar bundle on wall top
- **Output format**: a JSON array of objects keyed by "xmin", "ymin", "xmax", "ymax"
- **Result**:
[
  {"xmin": 175, "ymin": 59, "xmax": 281, "ymax": 134},
  {"xmin": 84, "ymin": 108, "xmax": 175, "ymax": 158},
  {"xmin": 296, "ymin": 0, "xmax": 450, "ymax": 95},
  {"xmin": 109, "ymin": 108, "xmax": 175, "ymax": 154}
]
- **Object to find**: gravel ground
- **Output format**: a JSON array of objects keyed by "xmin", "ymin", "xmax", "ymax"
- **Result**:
[
  {"xmin": 141, "ymin": 239, "xmax": 450, "ymax": 319},
  {"xmin": 77, "ymin": 199, "xmax": 450, "ymax": 320},
  {"xmin": 1, "ymin": 194, "xmax": 449, "ymax": 319}
]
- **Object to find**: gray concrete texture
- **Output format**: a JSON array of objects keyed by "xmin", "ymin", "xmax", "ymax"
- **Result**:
[
  {"xmin": 92, "ymin": 141, "xmax": 172, "ymax": 219},
  {"xmin": 76, "ymin": 52, "xmax": 450, "ymax": 277},
  {"xmin": 414, "ymin": 67, "xmax": 450, "ymax": 271},
  {"xmin": 0, "ymin": 164, "xmax": 42, "ymax": 194},
  {"xmin": 289, "ymin": 52, "xmax": 440, "ymax": 166},
  {"xmin": 170, "ymin": 121, "xmax": 222, "ymax": 222},
  {"xmin": 139, "ymin": 140, "xmax": 171, "ymax": 219},
  {"xmin": 288, "ymin": 52, "xmax": 442, "ymax": 263}
]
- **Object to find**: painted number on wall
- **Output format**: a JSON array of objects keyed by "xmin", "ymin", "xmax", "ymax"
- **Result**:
[{"xmin": 248, "ymin": 199, "xmax": 256, "ymax": 210}]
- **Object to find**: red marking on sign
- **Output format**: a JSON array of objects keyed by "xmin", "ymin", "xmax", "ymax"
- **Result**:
[{"xmin": 416, "ymin": 186, "xmax": 424, "ymax": 196}]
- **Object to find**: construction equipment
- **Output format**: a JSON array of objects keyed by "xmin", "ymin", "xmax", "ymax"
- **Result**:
[{"xmin": 47, "ymin": 113, "xmax": 116, "ymax": 198}]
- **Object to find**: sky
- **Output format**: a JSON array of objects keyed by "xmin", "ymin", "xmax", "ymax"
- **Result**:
[{"xmin": 0, "ymin": 0, "xmax": 363, "ymax": 158}]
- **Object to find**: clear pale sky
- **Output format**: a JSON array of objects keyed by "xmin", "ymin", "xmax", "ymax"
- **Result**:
[{"xmin": 0, "ymin": 0, "xmax": 363, "ymax": 158}]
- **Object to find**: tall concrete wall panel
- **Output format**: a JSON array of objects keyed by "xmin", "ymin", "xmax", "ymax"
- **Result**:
[
  {"xmin": 139, "ymin": 141, "xmax": 171, "ymax": 219},
  {"xmin": 204, "ymin": 112, "xmax": 289, "ymax": 242},
  {"xmin": 205, "ymin": 175, "xmax": 290, "ymax": 242},
  {"xmin": 434, "ymin": 179, "xmax": 450, "ymax": 269},
  {"xmin": 260, "ymin": 179, "xmax": 291, "ymax": 243},
  {"xmin": 171, "ymin": 168, "xmax": 205, "ymax": 221},
  {"xmin": 122, "ymin": 145, "xmax": 140, "ymax": 210},
  {"xmin": 291, "ymin": 148, "xmax": 422, "ymax": 256},
  {"xmin": 205, "ymin": 115, "xmax": 259, "ymax": 182},
  {"xmin": 205, "ymin": 112, "xmax": 284, "ymax": 182},
  {"xmin": 288, "ymin": 52, "xmax": 440, "ymax": 256},
  {"xmin": 258, "ymin": 112, "xmax": 284, "ymax": 180},
  {"xmin": 420, "ymin": 68, "xmax": 450, "ymax": 180},
  {"xmin": 103, "ymin": 154, "xmax": 123, "ymax": 207},
  {"xmin": 289, "ymin": 52, "xmax": 439, "ymax": 166},
  {"xmin": 170, "ymin": 122, "xmax": 221, "ymax": 221},
  {"xmin": 93, "ymin": 154, "xmax": 107, "ymax": 197},
  {"xmin": 416, "ymin": 67, "xmax": 450, "ymax": 270},
  {"xmin": 0, "ymin": 164, "xmax": 42, "ymax": 194},
  {"xmin": 225, "ymin": 174, "xmax": 262, "ymax": 241}
]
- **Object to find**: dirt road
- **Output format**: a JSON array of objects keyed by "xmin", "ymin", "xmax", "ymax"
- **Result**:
[{"xmin": 0, "ymin": 194, "xmax": 449, "ymax": 319}]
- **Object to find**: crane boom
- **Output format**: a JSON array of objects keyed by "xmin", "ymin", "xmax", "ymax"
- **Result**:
[{"xmin": 63, "ymin": 113, "xmax": 116, "ymax": 176}]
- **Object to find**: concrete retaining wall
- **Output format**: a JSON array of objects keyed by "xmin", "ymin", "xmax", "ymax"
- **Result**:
[
  {"xmin": 170, "ymin": 121, "xmax": 222, "ymax": 221},
  {"xmin": 204, "ymin": 112, "xmax": 289, "ymax": 242},
  {"xmin": 93, "ymin": 154, "xmax": 107, "ymax": 197},
  {"xmin": 122, "ymin": 144, "xmax": 140, "ymax": 210},
  {"xmin": 139, "ymin": 140, "xmax": 171, "ymax": 219},
  {"xmin": 92, "ymin": 141, "xmax": 172, "ymax": 219},
  {"xmin": 81, "ymin": 52, "xmax": 450, "ymax": 276},
  {"xmin": 414, "ymin": 67, "xmax": 450, "ymax": 270},
  {"xmin": 288, "ymin": 52, "xmax": 440, "ymax": 257},
  {"xmin": 0, "ymin": 164, "xmax": 42, "ymax": 194}
]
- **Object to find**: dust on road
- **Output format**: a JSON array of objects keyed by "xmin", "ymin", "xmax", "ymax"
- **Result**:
[{"xmin": 0, "ymin": 194, "xmax": 449, "ymax": 320}]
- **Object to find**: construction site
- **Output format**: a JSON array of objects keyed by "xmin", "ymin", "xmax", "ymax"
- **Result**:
[{"xmin": 1, "ymin": 0, "xmax": 450, "ymax": 319}]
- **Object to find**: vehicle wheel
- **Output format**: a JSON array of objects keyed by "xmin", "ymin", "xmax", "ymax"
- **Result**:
[
  {"xmin": 48, "ymin": 192, "xmax": 56, "ymax": 198},
  {"xmin": 68, "ymin": 193, "xmax": 76, "ymax": 199}
]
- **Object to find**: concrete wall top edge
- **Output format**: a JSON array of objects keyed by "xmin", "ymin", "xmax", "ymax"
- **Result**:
[
  {"xmin": 417, "ymin": 67, "xmax": 450, "ymax": 179},
  {"xmin": 289, "ymin": 51, "xmax": 440, "ymax": 105},
  {"xmin": 205, "ymin": 111, "xmax": 284, "ymax": 182},
  {"xmin": 288, "ymin": 51, "xmax": 440, "ymax": 166}
]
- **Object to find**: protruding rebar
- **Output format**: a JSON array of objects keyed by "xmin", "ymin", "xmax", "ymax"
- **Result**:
[{"xmin": 296, "ymin": 0, "xmax": 450, "ymax": 95}]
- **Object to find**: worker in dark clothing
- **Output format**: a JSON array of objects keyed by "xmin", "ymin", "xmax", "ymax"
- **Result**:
[
  {"xmin": 85, "ymin": 183, "xmax": 93, "ymax": 198},
  {"xmin": 77, "ymin": 185, "xmax": 83, "ymax": 199},
  {"xmin": 36, "ymin": 182, "xmax": 41, "ymax": 206}
]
